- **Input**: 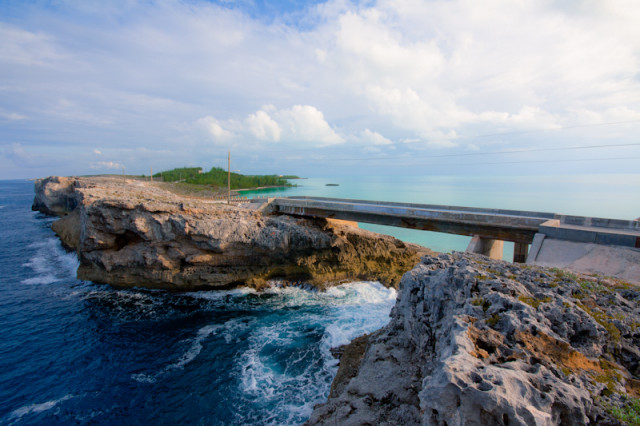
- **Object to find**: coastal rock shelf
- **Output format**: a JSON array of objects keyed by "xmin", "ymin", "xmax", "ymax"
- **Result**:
[
  {"xmin": 307, "ymin": 253, "xmax": 640, "ymax": 425},
  {"xmin": 33, "ymin": 176, "xmax": 430, "ymax": 290}
]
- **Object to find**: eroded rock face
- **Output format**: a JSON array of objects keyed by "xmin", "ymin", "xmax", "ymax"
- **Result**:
[
  {"xmin": 32, "ymin": 176, "xmax": 80, "ymax": 216},
  {"xmin": 34, "ymin": 176, "xmax": 430, "ymax": 290},
  {"xmin": 308, "ymin": 253, "xmax": 640, "ymax": 425}
]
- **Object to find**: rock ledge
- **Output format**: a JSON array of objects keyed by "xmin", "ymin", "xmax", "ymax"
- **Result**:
[
  {"xmin": 33, "ymin": 176, "xmax": 430, "ymax": 290},
  {"xmin": 308, "ymin": 253, "xmax": 640, "ymax": 425}
]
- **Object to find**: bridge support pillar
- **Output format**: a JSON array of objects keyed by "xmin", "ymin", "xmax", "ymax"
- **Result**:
[
  {"xmin": 513, "ymin": 242, "xmax": 529, "ymax": 263},
  {"xmin": 466, "ymin": 236, "xmax": 504, "ymax": 260}
]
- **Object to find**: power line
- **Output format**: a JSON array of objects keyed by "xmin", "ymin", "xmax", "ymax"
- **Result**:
[
  {"xmin": 437, "ymin": 156, "xmax": 640, "ymax": 168},
  {"xmin": 301, "ymin": 142, "xmax": 640, "ymax": 162},
  {"xmin": 259, "ymin": 118, "xmax": 640, "ymax": 155},
  {"xmin": 465, "ymin": 119, "xmax": 640, "ymax": 139},
  {"xmin": 292, "ymin": 155, "xmax": 640, "ymax": 167}
]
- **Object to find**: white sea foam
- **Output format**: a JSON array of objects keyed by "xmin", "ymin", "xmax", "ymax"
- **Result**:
[
  {"xmin": 60, "ymin": 250, "xmax": 80, "ymax": 276},
  {"xmin": 235, "ymin": 280, "xmax": 397, "ymax": 425},
  {"xmin": 218, "ymin": 317, "xmax": 256, "ymax": 344},
  {"xmin": 186, "ymin": 287, "xmax": 256, "ymax": 301},
  {"xmin": 132, "ymin": 319, "xmax": 254, "ymax": 383},
  {"xmin": 168, "ymin": 324, "xmax": 219, "ymax": 371},
  {"xmin": 21, "ymin": 238, "xmax": 79, "ymax": 285},
  {"xmin": 21, "ymin": 274, "xmax": 60, "ymax": 285},
  {"xmin": 8, "ymin": 394, "xmax": 74, "ymax": 420},
  {"xmin": 130, "ymin": 373, "xmax": 157, "ymax": 384},
  {"xmin": 22, "ymin": 254, "xmax": 50, "ymax": 275}
]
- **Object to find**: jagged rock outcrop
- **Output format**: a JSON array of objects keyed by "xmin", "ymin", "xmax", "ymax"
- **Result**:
[
  {"xmin": 32, "ymin": 176, "xmax": 80, "ymax": 216},
  {"xmin": 308, "ymin": 253, "xmax": 640, "ymax": 425},
  {"xmin": 33, "ymin": 176, "xmax": 430, "ymax": 290}
]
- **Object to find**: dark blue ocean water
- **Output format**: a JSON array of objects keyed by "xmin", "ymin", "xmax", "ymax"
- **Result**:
[{"xmin": 0, "ymin": 180, "xmax": 396, "ymax": 425}]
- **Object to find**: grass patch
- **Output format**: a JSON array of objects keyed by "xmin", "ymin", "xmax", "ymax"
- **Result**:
[
  {"xmin": 518, "ymin": 295, "xmax": 553, "ymax": 309},
  {"xmin": 611, "ymin": 279, "xmax": 635, "ymax": 291},
  {"xmin": 486, "ymin": 313, "xmax": 501, "ymax": 327},
  {"xmin": 594, "ymin": 359, "xmax": 624, "ymax": 397},
  {"xmin": 550, "ymin": 267, "xmax": 578, "ymax": 281},
  {"xmin": 607, "ymin": 396, "xmax": 640, "ymax": 425},
  {"xmin": 472, "ymin": 297, "xmax": 492, "ymax": 312},
  {"xmin": 576, "ymin": 302, "xmax": 621, "ymax": 342},
  {"xmin": 579, "ymin": 280, "xmax": 612, "ymax": 294}
]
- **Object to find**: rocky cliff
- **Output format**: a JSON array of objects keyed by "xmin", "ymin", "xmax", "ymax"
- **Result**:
[
  {"xmin": 308, "ymin": 253, "xmax": 640, "ymax": 425},
  {"xmin": 33, "ymin": 176, "xmax": 430, "ymax": 290}
]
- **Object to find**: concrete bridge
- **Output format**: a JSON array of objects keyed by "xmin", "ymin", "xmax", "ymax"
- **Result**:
[{"xmin": 255, "ymin": 197, "xmax": 640, "ymax": 280}]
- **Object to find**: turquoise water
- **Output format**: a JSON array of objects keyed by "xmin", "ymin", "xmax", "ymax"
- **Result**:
[{"xmin": 241, "ymin": 174, "xmax": 640, "ymax": 259}]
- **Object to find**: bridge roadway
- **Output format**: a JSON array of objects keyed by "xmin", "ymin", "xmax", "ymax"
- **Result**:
[
  {"xmin": 265, "ymin": 196, "xmax": 640, "ymax": 263},
  {"xmin": 271, "ymin": 196, "xmax": 555, "ymax": 244}
]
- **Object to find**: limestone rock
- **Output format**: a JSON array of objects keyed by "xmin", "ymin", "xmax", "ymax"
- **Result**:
[
  {"xmin": 32, "ymin": 176, "xmax": 79, "ymax": 216},
  {"xmin": 308, "ymin": 253, "xmax": 640, "ymax": 425},
  {"xmin": 33, "ymin": 176, "xmax": 430, "ymax": 290}
]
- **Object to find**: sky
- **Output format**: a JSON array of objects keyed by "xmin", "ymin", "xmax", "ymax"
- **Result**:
[{"xmin": 1, "ymin": 0, "xmax": 640, "ymax": 179}]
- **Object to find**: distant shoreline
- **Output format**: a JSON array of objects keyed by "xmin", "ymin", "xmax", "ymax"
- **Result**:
[{"xmin": 237, "ymin": 185, "xmax": 294, "ymax": 193}]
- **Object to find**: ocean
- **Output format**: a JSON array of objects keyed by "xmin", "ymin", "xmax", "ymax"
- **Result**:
[
  {"xmin": 241, "ymin": 173, "xmax": 640, "ymax": 259},
  {"xmin": 1, "ymin": 174, "xmax": 639, "ymax": 424}
]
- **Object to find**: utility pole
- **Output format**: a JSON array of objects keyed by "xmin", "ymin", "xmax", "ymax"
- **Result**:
[
  {"xmin": 227, "ymin": 151, "xmax": 231, "ymax": 204},
  {"xmin": 122, "ymin": 166, "xmax": 125, "ymax": 182},
  {"xmin": 150, "ymin": 167, "xmax": 153, "ymax": 182}
]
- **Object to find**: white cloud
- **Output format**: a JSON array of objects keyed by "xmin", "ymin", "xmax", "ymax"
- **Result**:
[
  {"xmin": 0, "ymin": 23, "xmax": 70, "ymax": 68},
  {"xmin": 2, "ymin": 143, "xmax": 32, "ymax": 164},
  {"xmin": 274, "ymin": 105, "xmax": 344, "ymax": 146},
  {"xmin": 0, "ymin": 111, "xmax": 26, "ymax": 121},
  {"xmin": 197, "ymin": 104, "xmax": 344, "ymax": 148},
  {"xmin": 361, "ymin": 129, "xmax": 392, "ymax": 146},
  {"xmin": 196, "ymin": 116, "xmax": 236, "ymax": 143},
  {"xmin": 91, "ymin": 161, "xmax": 123, "ymax": 170},
  {"xmin": 246, "ymin": 109, "xmax": 281, "ymax": 141},
  {"xmin": 1, "ymin": 0, "xmax": 640, "ymax": 178}
]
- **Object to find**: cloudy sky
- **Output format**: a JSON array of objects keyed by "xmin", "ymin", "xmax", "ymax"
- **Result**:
[{"xmin": 1, "ymin": 0, "xmax": 639, "ymax": 179}]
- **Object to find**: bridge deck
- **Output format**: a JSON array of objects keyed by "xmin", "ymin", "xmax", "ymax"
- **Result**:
[{"xmin": 272, "ymin": 196, "xmax": 556, "ymax": 244}]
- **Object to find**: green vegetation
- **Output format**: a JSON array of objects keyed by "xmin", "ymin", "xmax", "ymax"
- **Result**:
[
  {"xmin": 471, "ymin": 297, "xmax": 484, "ymax": 307},
  {"xmin": 154, "ymin": 166, "xmax": 297, "ymax": 190},
  {"xmin": 595, "ymin": 359, "xmax": 624, "ymax": 396},
  {"xmin": 576, "ymin": 301, "xmax": 622, "ymax": 342},
  {"xmin": 154, "ymin": 167, "xmax": 203, "ymax": 182},
  {"xmin": 471, "ymin": 297, "xmax": 491, "ymax": 312},
  {"xmin": 608, "ymin": 396, "xmax": 640, "ymax": 425},
  {"xmin": 486, "ymin": 313, "xmax": 501, "ymax": 327},
  {"xmin": 550, "ymin": 268, "xmax": 578, "ymax": 281},
  {"xmin": 579, "ymin": 280, "xmax": 612, "ymax": 294},
  {"xmin": 518, "ymin": 295, "xmax": 552, "ymax": 309}
]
